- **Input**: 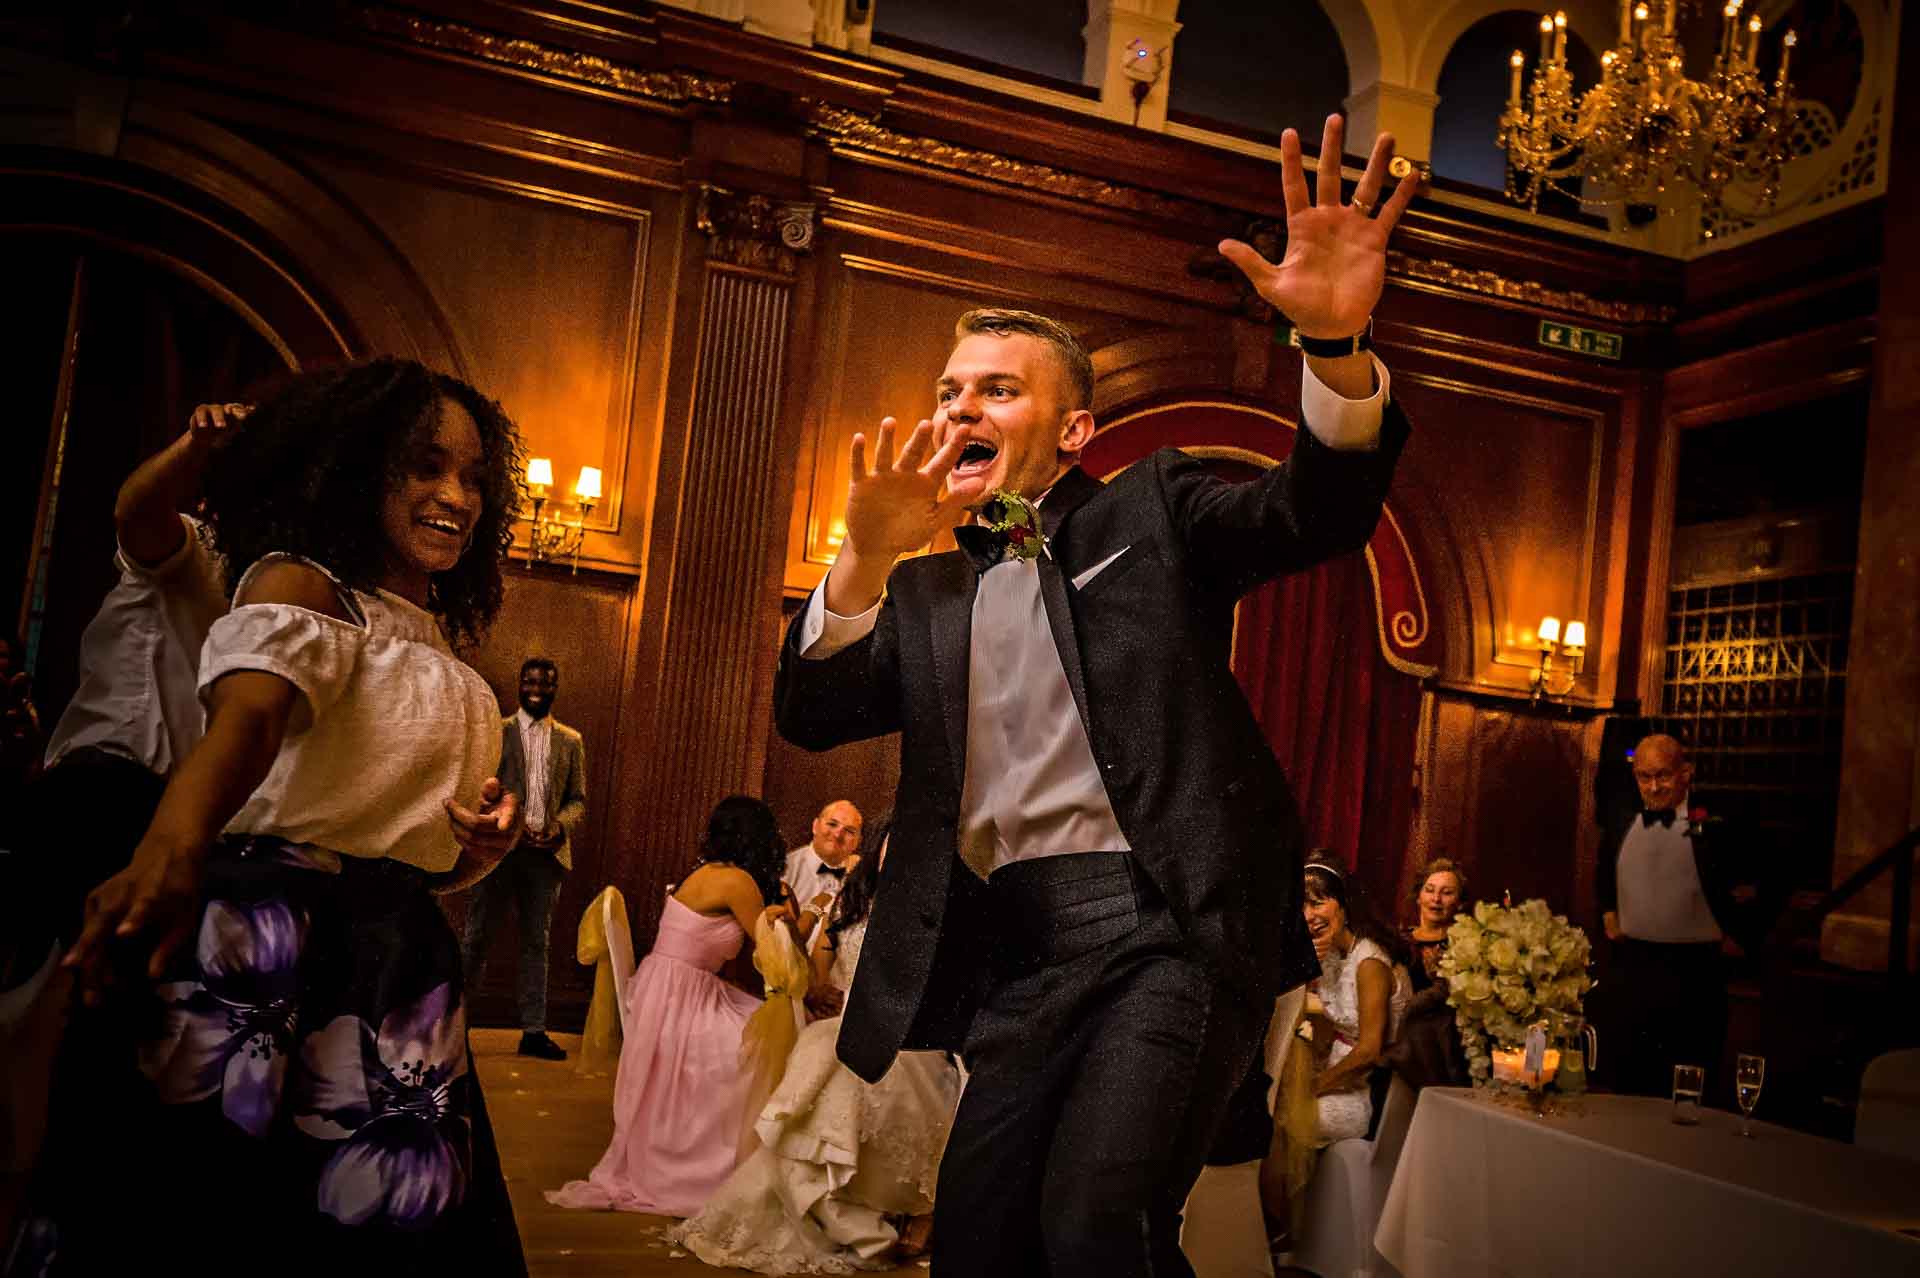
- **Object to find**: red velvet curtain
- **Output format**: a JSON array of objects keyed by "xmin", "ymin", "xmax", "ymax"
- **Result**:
[{"xmin": 1231, "ymin": 551, "xmax": 1422, "ymax": 911}]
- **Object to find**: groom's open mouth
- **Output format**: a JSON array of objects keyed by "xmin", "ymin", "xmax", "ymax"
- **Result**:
[{"xmin": 952, "ymin": 439, "xmax": 999, "ymax": 479}]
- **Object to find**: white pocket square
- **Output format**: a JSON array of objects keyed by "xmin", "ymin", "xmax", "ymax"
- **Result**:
[{"xmin": 1071, "ymin": 545, "xmax": 1132, "ymax": 590}]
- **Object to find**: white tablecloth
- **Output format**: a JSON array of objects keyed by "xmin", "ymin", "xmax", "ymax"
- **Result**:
[{"xmin": 1375, "ymin": 1088, "xmax": 1920, "ymax": 1278}]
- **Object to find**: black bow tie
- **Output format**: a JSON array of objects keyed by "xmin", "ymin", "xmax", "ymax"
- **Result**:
[
  {"xmin": 954, "ymin": 524, "xmax": 1019, "ymax": 575},
  {"xmin": 818, "ymin": 865, "xmax": 847, "ymax": 880},
  {"xmin": 1639, "ymin": 809, "xmax": 1676, "ymax": 829}
]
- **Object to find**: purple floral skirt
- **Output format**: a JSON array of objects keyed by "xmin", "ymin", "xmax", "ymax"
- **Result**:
[{"xmin": 10, "ymin": 836, "xmax": 525, "ymax": 1274}]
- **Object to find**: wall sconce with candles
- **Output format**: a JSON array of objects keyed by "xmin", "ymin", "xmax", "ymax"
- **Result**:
[
  {"xmin": 522, "ymin": 458, "xmax": 601, "ymax": 573},
  {"xmin": 1531, "ymin": 616, "xmax": 1586, "ymax": 703}
]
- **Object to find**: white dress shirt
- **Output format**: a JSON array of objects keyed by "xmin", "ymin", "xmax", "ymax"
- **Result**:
[
  {"xmin": 1617, "ymin": 798, "xmax": 1721, "ymax": 943},
  {"xmin": 799, "ymin": 359, "xmax": 1391, "ymax": 879},
  {"xmin": 785, "ymin": 843, "xmax": 848, "ymax": 906},
  {"xmin": 516, "ymin": 708, "xmax": 553, "ymax": 834},
  {"xmin": 45, "ymin": 514, "xmax": 228, "ymax": 775}
]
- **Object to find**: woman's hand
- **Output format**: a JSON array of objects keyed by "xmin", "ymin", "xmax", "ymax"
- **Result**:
[
  {"xmin": 445, "ymin": 777, "xmax": 522, "ymax": 866},
  {"xmin": 62, "ymin": 837, "xmax": 208, "ymax": 1005}
]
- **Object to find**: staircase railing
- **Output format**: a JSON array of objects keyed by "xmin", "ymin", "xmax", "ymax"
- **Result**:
[{"xmin": 1775, "ymin": 826, "xmax": 1920, "ymax": 978}]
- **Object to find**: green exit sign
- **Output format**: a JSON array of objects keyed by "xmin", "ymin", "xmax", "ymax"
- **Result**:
[{"xmin": 1538, "ymin": 320, "xmax": 1623, "ymax": 360}]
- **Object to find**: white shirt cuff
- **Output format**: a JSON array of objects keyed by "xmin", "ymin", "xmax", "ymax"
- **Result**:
[
  {"xmin": 798, "ymin": 581, "xmax": 880, "ymax": 659},
  {"xmin": 1300, "ymin": 353, "xmax": 1390, "ymax": 451}
]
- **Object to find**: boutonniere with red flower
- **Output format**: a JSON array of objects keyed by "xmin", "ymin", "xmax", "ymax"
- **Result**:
[
  {"xmin": 978, "ymin": 490, "xmax": 1047, "ymax": 563},
  {"xmin": 1683, "ymin": 806, "xmax": 1725, "ymax": 840}
]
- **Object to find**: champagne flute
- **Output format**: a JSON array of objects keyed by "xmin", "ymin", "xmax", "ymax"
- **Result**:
[{"xmin": 1735, "ymin": 1053, "xmax": 1766, "ymax": 1137}]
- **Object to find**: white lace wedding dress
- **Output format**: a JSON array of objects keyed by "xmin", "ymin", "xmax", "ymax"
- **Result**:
[
  {"xmin": 1312, "ymin": 936, "xmax": 1411, "ymax": 1142},
  {"xmin": 672, "ymin": 918, "xmax": 962, "ymax": 1273}
]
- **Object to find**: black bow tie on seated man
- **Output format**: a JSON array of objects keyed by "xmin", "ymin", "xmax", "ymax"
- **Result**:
[
  {"xmin": 954, "ymin": 524, "xmax": 1016, "ymax": 575},
  {"xmin": 818, "ymin": 865, "xmax": 847, "ymax": 880},
  {"xmin": 1640, "ymin": 809, "xmax": 1676, "ymax": 829}
]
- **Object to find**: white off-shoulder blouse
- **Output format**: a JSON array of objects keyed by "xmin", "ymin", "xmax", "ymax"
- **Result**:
[{"xmin": 197, "ymin": 554, "xmax": 501, "ymax": 873}]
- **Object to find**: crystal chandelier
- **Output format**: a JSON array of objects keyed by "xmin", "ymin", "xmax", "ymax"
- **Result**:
[{"xmin": 1498, "ymin": 0, "xmax": 1798, "ymax": 225}]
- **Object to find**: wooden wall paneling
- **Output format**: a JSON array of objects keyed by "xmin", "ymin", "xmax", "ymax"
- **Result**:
[
  {"xmin": 1635, "ymin": 319, "xmax": 1879, "ymax": 710},
  {"xmin": 285, "ymin": 145, "xmax": 660, "ymax": 559},
  {"xmin": 447, "ymin": 565, "xmax": 636, "ymax": 1029},
  {"xmin": 617, "ymin": 190, "xmax": 812, "ymax": 941},
  {"xmin": 1387, "ymin": 366, "xmax": 1613, "ymax": 698},
  {"xmin": 144, "ymin": 20, "xmax": 696, "ymax": 197},
  {"xmin": 1428, "ymin": 697, "xmax": 1600, "ymax": 920},
  {"xmin": 761, "ymin": 600, "xmax": 905, "ymax": 846}
]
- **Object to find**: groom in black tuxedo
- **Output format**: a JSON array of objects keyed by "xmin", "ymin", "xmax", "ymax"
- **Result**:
[{"xmin": 774, "ymin": 115, "xmax": 1418, "ymax": 1275}]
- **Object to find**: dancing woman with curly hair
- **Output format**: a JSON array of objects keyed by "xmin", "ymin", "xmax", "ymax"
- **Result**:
[{"xmin": 20, "ymin": 359, "xmax": 531, "ymax": 1273}]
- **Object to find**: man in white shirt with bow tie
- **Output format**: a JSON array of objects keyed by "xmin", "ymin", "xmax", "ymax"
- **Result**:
[{"xmin": 785, "ymin": 798, "xmax": 863, "ymax": 914}]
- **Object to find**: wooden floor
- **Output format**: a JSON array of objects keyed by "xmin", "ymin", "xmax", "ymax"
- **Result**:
[{"xmin": 475, "ymin": 1029, "xmax": 928, "ymax": 1277}]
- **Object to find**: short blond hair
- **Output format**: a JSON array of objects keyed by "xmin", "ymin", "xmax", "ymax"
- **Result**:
[{"xmin": 954, "ymin": 308, "xmax": 1094, "ymax": 411}]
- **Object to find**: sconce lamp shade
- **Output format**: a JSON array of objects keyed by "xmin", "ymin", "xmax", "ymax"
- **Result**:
[
  {"xmin": 575, "ymin": 466, "xmax": 602, "ymax": 501},
  {"xmin": 526, "ymin": 457, "xmax": 554, "ymax": 488},
  {"xmin": 1537, "ymin": 616, "xmax": 1561, "ymax": 645},
  {"xmin": 1563, "ymin": 621, "xmax": 1586, "ymax": 650}
]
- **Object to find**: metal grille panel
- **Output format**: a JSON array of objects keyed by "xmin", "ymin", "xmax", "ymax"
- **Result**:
[{"xmin": 1652, "ymin": 572, "xmax": 1852, "ymax": 887}]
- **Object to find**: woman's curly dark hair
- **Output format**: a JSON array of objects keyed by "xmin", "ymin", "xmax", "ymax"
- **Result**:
[
  {"xmin": 696, "ymin": 795, "xmax": 786, "ymax": 907},
  {"xmin": 200, "ymin": 357, "xmax": 524, "ymax": 646}
]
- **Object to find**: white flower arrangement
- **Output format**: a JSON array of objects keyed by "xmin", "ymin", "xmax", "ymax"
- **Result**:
[{"xmin": 1437, "ymin": 898, "xmax": 1593, "ymax": 1085}]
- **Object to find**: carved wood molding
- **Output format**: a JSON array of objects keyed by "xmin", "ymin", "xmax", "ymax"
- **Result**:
[
  {"xmin": 804, "ymin": 100, "xmax": 1217, "ymax": 225},
  {"xmin": 1386, "ymin": 252, "xmax": 1677, "ymax": 325},
  {"xmin": 349, "ymin": 5, "xmax": 732, "ymax": 105},
  {"xmin": 695, "ymin": 184, "xmax": 818, "ymax": 274}
]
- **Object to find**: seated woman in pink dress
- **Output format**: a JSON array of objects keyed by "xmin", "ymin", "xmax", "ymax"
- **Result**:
[{"xmin": 548, "ymin": 795, "xmax": 793, "ymax": 1217}]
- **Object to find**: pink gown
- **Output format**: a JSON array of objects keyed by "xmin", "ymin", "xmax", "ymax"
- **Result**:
[{"xmin": 547, "ymin": 896, "xmax": 761, "ymax": 1216}]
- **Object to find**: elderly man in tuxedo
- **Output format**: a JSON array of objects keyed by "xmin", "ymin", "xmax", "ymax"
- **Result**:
[
  {"xmin": 462, "ymin": 656, "xmax": 588, "ymax": 1060},
  {"xmin": 1598, "ymin": 732, "xmax": 1753, "ymax": 1097},
  {"xmin": 774, "ymin": 115, "xmax": 1418, "ymax": 1275}
]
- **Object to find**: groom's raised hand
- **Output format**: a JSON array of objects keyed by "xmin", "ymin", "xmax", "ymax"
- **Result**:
[
  {"xmin": 824, "ymin": 417, "xmax": 966, "ymax": 615},
  {"xmin": 1218, "ymin": 114, "xmax": 1418, "ymax": 396}
]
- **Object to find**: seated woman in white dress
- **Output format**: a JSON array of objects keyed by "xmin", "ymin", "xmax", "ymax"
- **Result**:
[
  {"xmin": 674, "ymin": 832, "xmax": 961, "ymax": 1273},
  {"xmin": 1260, "ymin": 860, "xmax": 1409, "ymax": 1256}
]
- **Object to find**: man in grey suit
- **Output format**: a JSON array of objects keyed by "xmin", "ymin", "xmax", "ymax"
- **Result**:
[{"xmin": 462, "ymin": 656, "xmax": 588, "ymax": 1059}]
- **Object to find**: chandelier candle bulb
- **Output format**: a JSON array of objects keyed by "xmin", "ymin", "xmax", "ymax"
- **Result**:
[
  {"xmin": 1779, "ymin": 30, "xmax": 1795, "ymax": 83},
  {"xmin": 1747, "ymin": 15, "xmax": 1762, "ymax": 64},
  {"xmin": 1620, "ymin": 0, "xmax": 1632, "ymax": 42},
  {"xmin": 1540, "ymin": 14, "xmax": 1553, "ymax": 62},
  {"xmin": 1510, "ymin": 51, "xmax": 1525, "ymax": 105},
  {"xmin": 1664, "ymin": 0, "xmax": 1675, "ymax": 33},
  {"xmin": 1553, "ymin": 11, "xmax": 1567, "ymax": 61}
]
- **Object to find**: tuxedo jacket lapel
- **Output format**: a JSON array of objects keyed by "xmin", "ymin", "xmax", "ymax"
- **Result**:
[
  {"xmin": 1038, "ymin": 468, "xmax": 1102, "ymax": 737},
  {"xmin": 928, "ymin": 558, "xmax": 977, "ymax": 800}
]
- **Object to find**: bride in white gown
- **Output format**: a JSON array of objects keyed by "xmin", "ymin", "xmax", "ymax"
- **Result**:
[{"xmin": 674, "ymin": 839, "xmax": 961, "ymax": 1273}]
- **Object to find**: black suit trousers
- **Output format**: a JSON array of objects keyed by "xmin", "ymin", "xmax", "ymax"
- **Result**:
[
  {"xmin": 933, "ymin": 854, "xmax": 1268, "ymax": 1277},
  {"xmin": 1608, "ymin": 938, "xmax": 1728, "ymax": 1099}
]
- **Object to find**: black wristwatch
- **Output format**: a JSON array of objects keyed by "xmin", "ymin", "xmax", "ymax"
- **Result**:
[{"xmin": 1287, "ymin": 316, "xmax": 1374, "ymax": 358}]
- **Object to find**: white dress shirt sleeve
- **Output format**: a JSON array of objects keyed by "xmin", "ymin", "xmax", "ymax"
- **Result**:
[
  {"xmin": 797, "ymin": 581, "xmax": 881, "ymax": 660},
  {"xmin": 1300, "ymin": 353, "xmax": 1391, "ymax": 451}
]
